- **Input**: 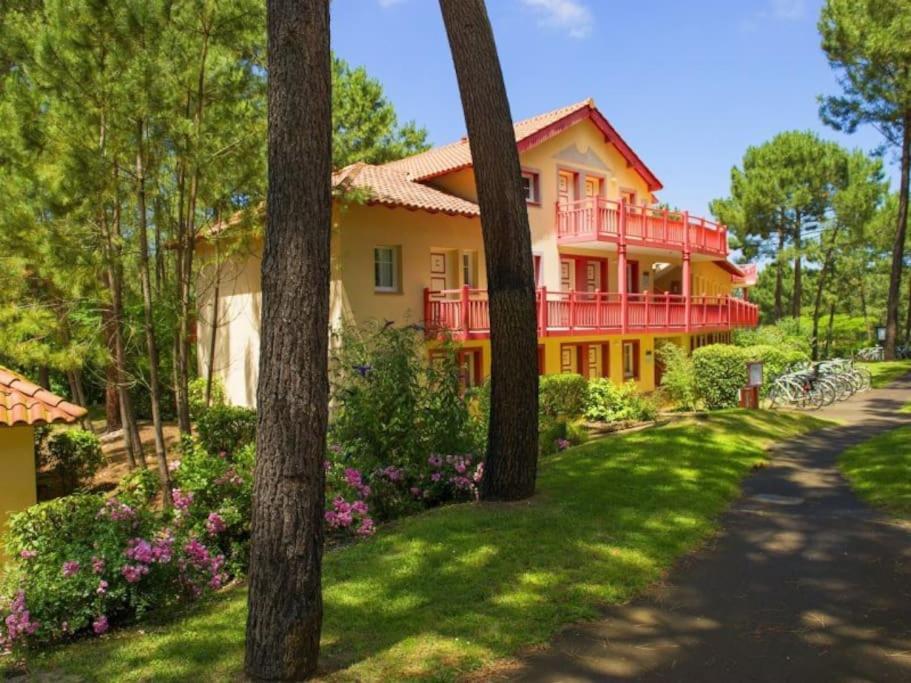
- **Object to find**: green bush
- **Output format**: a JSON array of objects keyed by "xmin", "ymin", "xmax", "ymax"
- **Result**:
[
  {"xmin": 45, "ymin": 429, "xmax": 104, "ymax": 494},
  {"xmin": 539, "ymin": 373, "xmax": 588, "ymax": 422},
  {"xmin": 657, "ymin": 343, "xmax": 697, "ymax": 410},
  {"xmin": 692, "ymin": 345, "xmax": 750, "ymax": 409},
  {"xmin": 195, "ymin": 404, "xmax": 257, "ymax": 457},
  {"xmin": 539, "ymin": 418, "xmax": 588, "ymax": 456},
  {"xmin": 188, "ymin": 376, "xmax": 226, "ymax": 420},
  {"xmin": 329, "ymin": 323, "xmax": 475, "ymax": 471},
  {"xmin": 584, "ymin": 379, "xmax": 658, "ymax": 423},
  {"xmin": 745, "ymin": 344, "xmax": 808, "ymax": 398},
  {"xmin": 733, "ymin": 320, "xmax": 811, "ymax": 356}
]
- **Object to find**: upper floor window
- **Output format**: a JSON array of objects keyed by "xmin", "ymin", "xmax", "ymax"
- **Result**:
[
  {"xmin": 461, "ymin": 251, "xmax": 477, "ymax": 287},
  {"xmin": 374, "ymin": 246, "xmax": 400, "ymax": 293},
  {"xmin": 521, "ymin": 171, "xmax": 540, "ymax": 204}
]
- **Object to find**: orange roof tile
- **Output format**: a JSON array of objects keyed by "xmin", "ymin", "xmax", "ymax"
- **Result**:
[
  {"xmin": 0, "ymin": 367, "xmax": 87, "ymax": 427},
  {"xmin": 383, "ymin": 98, "xmax": 663, "ymax": 191},
  {"xmin": 333, "ymin": 162, "xmax": 479, "ymax": 217}
]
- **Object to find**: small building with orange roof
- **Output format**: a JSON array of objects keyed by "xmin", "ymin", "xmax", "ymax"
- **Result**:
[{"xmin": 0, "ymin": 367, "xmax": 87, "ymax": 542}]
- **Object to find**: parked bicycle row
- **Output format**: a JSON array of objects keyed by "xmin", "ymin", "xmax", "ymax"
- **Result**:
[
  {"xmin": 856, "ymin": 345, "xmax": 911, "ymax": 361},
  {"xmin": 768, "ymin": 358, "xmax": 872, "ymax": 410}
]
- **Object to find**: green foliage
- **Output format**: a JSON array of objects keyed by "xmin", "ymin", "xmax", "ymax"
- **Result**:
[
  {"xmin": 329, "ymin": 323, "xmax": 476, "ymax": 471},
  {"xmin": 538, "ymin": 373, "xmax": 588, "ymax": 423},
  {"xmin": 332, "ymin": 55, "xmax": 430, "ymax": 168},
  {"xmin": 188, "ymin": 377, "xmax": 226, "ymax": 420},
  {"xmin": 117, "ymin": 468, "xmax": 161, "ymax": 509},
  {"xmin": 44, "ymin": 429, "xmax": 104, "ymax": 494},
  {"xmin": 839, "ymin": 425, "xmax": 911, "ymax": 517},
  {"xmin": 732, "ymin": 320, "xmax": 811, "ymax": 355},
  {"xmin": 27, "ymin": 412, "xmax": 829, "ymax": 682},
  {"xmin": 692, "ymin": 345, "xmax": 750, "ymax": 409},
  {"xmin": 584, "ymin": 379, "xmax": 658, "ymax": 423},
  {"xmin": 656, "ymin": 343, "xmax": 697, "ymax": 410},
  {"xmin": 195, "ymin": 405, "xmax": 257, "ymax": 458},
  {"xmin": 745, "ymin": 345, "xmax": 809, "ymax": 397}
]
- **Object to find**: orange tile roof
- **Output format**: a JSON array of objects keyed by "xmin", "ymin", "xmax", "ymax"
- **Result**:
[
  {"xmin": 384, "ymin": 98, "xmax": 663, "ymax": 191},
  {"xmin": 333, "ymin": 162, "xmax": 479, "ymax": 217},
  {"xmin": 0, "ymin": 367, "xmax": 87, "ymax": 427}
]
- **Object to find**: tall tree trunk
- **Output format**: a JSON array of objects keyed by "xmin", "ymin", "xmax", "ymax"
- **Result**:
[
  {"xmin": 205, "ymin": 245, "xmax": 221, "ymax": 407},
  {"xmin": 66, "ymin": 370, "xmax": 94, "ymax": 432},
  {"xmin": 440, "ymin": 0, "xmax": 539, "ymax": 501},
  {"xmin": 810, "ymin": 228, "xmax": 838, "ymax": 361},
  {"xmin": 244, "ymin": 0, "xmax": 331, "ymax": 678},
  {"xmin": 37, "ymin": 366, "xmax": 50, "ymax": 390},
  {"xmin": 774, "ymin": 226, "xmax": 785, "ymax": 321},
  {"xmin": 825, "ymin": 300, "xmax": 836, "ymax": 359},
  {"xmin": 791, "ymin": 213, "xmax": 802, "ymax": 319},
  {"xmin": 884, "ymin": 114, "xmax": 911, "ymax": 360},
  {"xmin": 136, "ymin": 119, "xmax": 173, "ymax": 500},
  {"xmin": 102, "ymin": 306, "xmax": 122, "ymax": 432}
]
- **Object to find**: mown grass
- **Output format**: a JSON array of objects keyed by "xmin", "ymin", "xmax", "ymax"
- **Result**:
[
  {"xmin": 858, "ymin": 359, "xmax": 911, "ymax": 388},
  {"xmin": 25, "ymin": 411, "xmax": 828, "ymax": 682},
  {"xmin": 839, "ymin": 425, "xmax": 911, "ymax": 518}
]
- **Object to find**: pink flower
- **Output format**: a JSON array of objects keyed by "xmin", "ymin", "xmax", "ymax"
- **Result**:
[
  {"xmin": 100, "ymin": 498, "xmax": 135, "ymax": 522},
  {"xmin": 91, "ymin": 556, "xmax": 106, "ymax": 574},
  {"xmin": 555, "ymin": 438, "xmax": 571, "ymax": 452},
  {"xmin": 410, "ymin": 486, "xmax": 422, "ymax": 498},
  {"xmin": 92, "ymin": 615, "xmax": 109, "ymax": 635},
  {"xmin": 428, "ymin": 454, "xmax": 443, "ymax": 468},
  {"xmin": 351, "ymin": 500, "xmax": 368, "ymax": 515},
  {"xmin": 431, "ymin": 472, "xmax": 442, "ymax": 482},
  {"xmin": 97, "ymin": 580, "xmax": 109, "ymax": 595},
  {"xmin": 62, "ymin": 560, "xmax": 80, "ymax": 578},
  {"xmin": 168, "ymin": 460, "xmax": 181, "ymax": 472},
  {"xmin": 171, "ymin": 488, "xmax": 193, "ymax": 512},
  {"xmin": 125, "ymin": 538, "xmax": 154, "ymax": 564},
  {"xmin": 121, "ymin": 564, "xmax": 149, "ymax": 583},
  {"xmin": 19, "ymin": 549, "xmax": 37, "ymax": 560},
  {"xmin": 4, "ymin": 591, "xmax": 39, "ymax": 641},
  {"xmin": 205, "ymin": 512, "xmax": 226, "ymax": 536},
  {"xmin": 356, "ymin": 517, "xmax": 376, "ymax": 536},
  {"xmin": 473, "ymin": 462, "xmax": 484, "ymax": 484}
]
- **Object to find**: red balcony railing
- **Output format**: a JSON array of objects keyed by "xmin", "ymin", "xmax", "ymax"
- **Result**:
[
  {"xmin": 556, "ymin": 198, "xmax": 728, "ymax": 256},
  {"xmin": 424, "ymin": 286, "xmax": 758, "ymax": 340}
]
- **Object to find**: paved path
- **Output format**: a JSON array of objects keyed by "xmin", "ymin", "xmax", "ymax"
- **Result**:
[{"xmin": 505, "ymin": 374, "xmax": 911, "ymax": 682}]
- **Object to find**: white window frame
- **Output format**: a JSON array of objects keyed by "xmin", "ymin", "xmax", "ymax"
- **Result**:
[
  {"xmin": 461, "ymin": 250, "xmax": 476, "ymax": 287},
  {"xmin": 521, "ymin": 171, "xmax": 539, "ymax": 204},
  {"xmin": 374, "ymin": 246, "xmax": 399, "ymax": 293}
]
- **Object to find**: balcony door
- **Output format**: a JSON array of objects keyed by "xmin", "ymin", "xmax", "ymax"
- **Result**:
[
  {"xmin": 430, "ymin": 252, "xmax": 448, "ymax": 292},
  {"xmin": 585, "ymin": 261, "xmax": 602, "ymax": 292}
]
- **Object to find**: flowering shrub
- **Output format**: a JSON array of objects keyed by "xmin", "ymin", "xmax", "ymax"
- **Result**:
[
  {"xmin": 0, "ymin": 450, "xmax": 242, "ymax": 651},
  {"xmin": 329, "ymin": 322, "xmax": 478, "ymax": 472},
  {"xmin": 195, "ymin": 404, "xmax": 257, "ymax": 458}
]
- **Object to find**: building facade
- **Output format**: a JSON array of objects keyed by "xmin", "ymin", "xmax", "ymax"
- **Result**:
[{"xmin": 197, "ymin": 99, "xmax": 758, "ymax": 407}]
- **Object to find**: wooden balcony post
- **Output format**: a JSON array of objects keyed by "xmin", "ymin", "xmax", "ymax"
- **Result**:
[
  {"xmin": 619, "ymin": 198, "xmax": 627, "ymax": 243},
  {"xmin": 539, "ymin": 286, "xmax": 548, "ymax": 336},
  {"xmin": 569, "ymin": 289, "xmax": 576, "ymax": 333},
  {"xmin": 596, "ymin": 290, "xmax": 602, "ymax": 330},
  {"xmin": 682, "ymin": 251, "xmax": 691, "ymax": 332},
  {"xmin": 683, "ymin": 210, "xmax": 690, "ymax": 251},
  {"xmin": 618, "ymin": 243, "xmax": 628, "ymax": 334},
  {"xmin": 461, "ymin": 284, "xmax": 470, "ymax": 336},
  {"xmin": 644, "ymin": 291, "xmax": 650, "ymax": 328},
  {"xmin": 665, "ymin": 292, "xmax": 670, "ymax": 327}
]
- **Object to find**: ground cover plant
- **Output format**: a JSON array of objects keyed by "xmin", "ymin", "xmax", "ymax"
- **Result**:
[
  {"xmin": 858, "ymin": 360, "xmax": 911, "ymax": 388},
  {"xmin": 839, "ymin": 425, "xmax": 911, "ymax": 518},
  {"xmin": 21, "ymin": 410, "xmax": 828, "ymax": 682}
]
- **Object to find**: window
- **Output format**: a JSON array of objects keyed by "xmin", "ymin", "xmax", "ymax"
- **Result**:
[
  {"xmin": 623, "ymin": 340, "xmax": 640, "ymax": 381},
  {"xmin": 461, "ymin": 251, "xmax": 477, "ymax": 287},
  {"xmin": 521, "ymin": 171, "xmax": 539, "ymax": 204},
  {"xmin": 374, "ymin": 246, "xmax": 399, "ymax": 292}
]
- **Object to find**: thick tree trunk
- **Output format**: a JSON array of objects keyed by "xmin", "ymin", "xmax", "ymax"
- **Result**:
[
  {"xmin": 774, "ymin": 226, "xmax": 785, "ymax": 321},
  {"xmin": 884, "ymin": 114, "xmax": 910, "ymax": 360},
  {"xmin": 136, "ymin": 120, "xmax": 172, "ymax": 500},
  {"xmin": 244, "ymin": 0, "xmax": 331, "ymax": 679},
  {"xmin": 440, "ymin": 0, "xmax": 539, "ymax": 501}
]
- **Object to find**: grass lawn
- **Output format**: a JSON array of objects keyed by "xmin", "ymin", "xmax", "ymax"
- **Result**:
[
  {"xmin": 839, "ymin": 425, "xmax": 911, "ymax": 518},
  {"xmin": 25, "ymin": 411, "xmax": 827, "ymax": 682},
  {"xmin": 858, "ymin": 359, "xmax": 911, "ymax": 388}
]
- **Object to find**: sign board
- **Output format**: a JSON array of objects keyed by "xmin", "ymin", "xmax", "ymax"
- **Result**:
[
  {"xmin": 747, "ymin": 361, "xmax": 763, "ymax": 388},
  {"xmin": 876, "ymin": 326, "xmax": 887, "ymax": 342}
]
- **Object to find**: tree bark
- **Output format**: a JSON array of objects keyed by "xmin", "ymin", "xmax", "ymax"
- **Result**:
[
  {"xmin": 774, "ymin": 226, "xmax": 785, "ymax": 321},
  {"xmin": 244, "ymin": 0, "xmax": 331, "ymax": 679},
  {"xmin": 136, "ymin": 119, "xmax": 173, "ymax": 500},
  {"xmin": 884, "ymin": 113, "xmax": 910, "ymax": 360},
  {"xmin": 439, "ymin": 0, "xmax": 539, "ymax": 501},
  {"xmin": 102, "ymin": 306, "xmax": 122, "ymax": 432},
  {"xmin": 791, "ymin": 212, "xmax": 802, "ymax": 319},
  {"xmin": 205, "ymin": 243, "xmax": 221, "ymax": 407}
]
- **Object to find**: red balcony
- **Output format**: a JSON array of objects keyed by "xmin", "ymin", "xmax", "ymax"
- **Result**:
[
  {"xmin": 424, "ymin": 286, "xmax": 759, "ymax": 341},
  {"xmin": 556, "ymin": 198, "xmax": 728, "ymax": 257}
]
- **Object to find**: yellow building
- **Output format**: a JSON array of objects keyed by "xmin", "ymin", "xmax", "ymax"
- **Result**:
[
  {"xmin": 0, "ymin": 367, "xmax": 87, "ymax": 551},
  {"xmin": 197, "ymin": 99, "xmax": 757, "ymax": 407}
]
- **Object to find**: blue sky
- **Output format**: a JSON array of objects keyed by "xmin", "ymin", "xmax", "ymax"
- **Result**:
[{"xmin": 331, "ymin": 0, "xmax": 896, "ymax": 218}]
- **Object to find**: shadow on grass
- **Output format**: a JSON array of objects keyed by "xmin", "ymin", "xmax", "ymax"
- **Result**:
[
  {"xmin": 31, "ymin": 411, "xmax": 827, "ymax": 682},
  {"xmin": 839, "ymin": 425, "xmax": 911, "ymax": 517}
]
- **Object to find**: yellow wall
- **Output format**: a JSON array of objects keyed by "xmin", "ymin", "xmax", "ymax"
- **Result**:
[
  {"xmin": 0, "ymin": 426, "xmax": 37, "ymax": 559},
  {"xmin": 198, "ymin": 116, "xmax": 737, "ymax": 404}
]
